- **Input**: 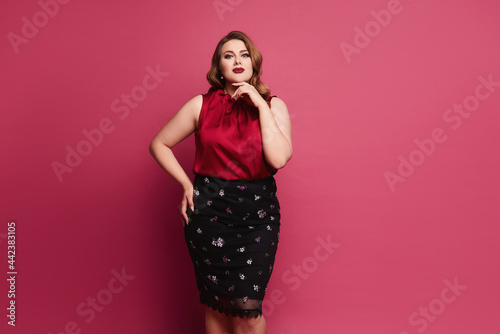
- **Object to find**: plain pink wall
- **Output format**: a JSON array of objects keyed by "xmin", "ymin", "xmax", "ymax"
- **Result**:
[{"xmin": 1, "ymin": 0, "xmax": 499, "ymax": 333}]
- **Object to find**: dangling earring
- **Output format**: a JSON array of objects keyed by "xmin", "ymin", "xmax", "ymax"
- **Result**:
[{"xmin": 220, "ymin": 75, "xmax": 224, "ymax": 80}]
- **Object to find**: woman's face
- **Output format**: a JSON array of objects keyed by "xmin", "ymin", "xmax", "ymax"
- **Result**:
[{"xmin": 219, "ymin": 39, "xmax": 253, "ymax": 84}]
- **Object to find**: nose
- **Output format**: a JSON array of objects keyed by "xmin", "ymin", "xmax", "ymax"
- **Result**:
[{"xmin": 234, "ymin": 56, "xmax": 242, "ymax": 65}]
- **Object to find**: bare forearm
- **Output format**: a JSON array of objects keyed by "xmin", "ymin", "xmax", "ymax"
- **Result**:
[
  {"xmin": 258, "ymin": 105, "xmax": 293, "ymax": 169},
  {"xmin": 149, "ymin": 139, "xmax": 192, "ymax": 190}
]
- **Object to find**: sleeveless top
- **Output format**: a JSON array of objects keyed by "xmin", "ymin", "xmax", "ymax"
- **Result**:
[{"xmin": 193, "ymin": 88, "xmax": 277, "ymax": 180}]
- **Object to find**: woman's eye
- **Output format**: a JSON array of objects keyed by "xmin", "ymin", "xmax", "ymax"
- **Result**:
[
  {"xmin": 224, "ymin": 54, "xmax": 233, "ymax": 59},
  {"xmin": 242, "ymin": 53, "xmax": 250, "ymax": 58}
]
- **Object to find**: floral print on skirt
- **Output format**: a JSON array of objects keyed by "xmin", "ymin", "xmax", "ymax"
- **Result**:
[{"xmin": 184, "ymin": 174, "xmax": 281, "ymax": 318}]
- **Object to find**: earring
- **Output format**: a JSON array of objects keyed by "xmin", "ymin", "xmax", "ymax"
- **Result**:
[{"xmin": 221, "ymin": 75, "xmax": 224, "ymax": 80}]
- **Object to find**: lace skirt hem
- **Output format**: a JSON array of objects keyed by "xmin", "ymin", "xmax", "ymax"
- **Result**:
[{"xmin": 200, "ymin": 294, "xmax": 263, "ymax": 319}]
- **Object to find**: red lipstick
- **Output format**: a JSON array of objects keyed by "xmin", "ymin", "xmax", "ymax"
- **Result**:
[{"xmin": 233, "ymin": 68, "xmax": 244, "ymax": 73}]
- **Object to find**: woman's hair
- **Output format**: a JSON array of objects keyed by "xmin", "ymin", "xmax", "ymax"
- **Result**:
[{"xmin": 207, "ymin": 31, "xmax": 271, "ymax": 104}]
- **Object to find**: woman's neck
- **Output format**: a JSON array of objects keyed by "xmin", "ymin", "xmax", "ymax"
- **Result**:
[{"xmin": 223, "ymin": 83, "xmax": 237, "ymax": 96}]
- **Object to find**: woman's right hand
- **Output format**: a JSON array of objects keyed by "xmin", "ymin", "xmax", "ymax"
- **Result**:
[{"xmin": 181, "ymin": 185, "xmax": 194, "ymax": 225}]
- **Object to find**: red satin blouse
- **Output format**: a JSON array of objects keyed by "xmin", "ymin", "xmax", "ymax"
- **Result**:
[{"xmin": 193, "ymin": 88, "xmax": 277, "ymax": 180}]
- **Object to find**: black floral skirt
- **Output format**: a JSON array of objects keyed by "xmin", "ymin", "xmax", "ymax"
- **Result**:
[{"xmin": 184, "ymin": 174, "xmax": 281, "ymax": 318}]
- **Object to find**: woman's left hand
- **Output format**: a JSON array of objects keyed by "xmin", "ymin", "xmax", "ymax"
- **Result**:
[{"xmin": 231, "ymin": 82, "xmax": 267, "ymax": 109}]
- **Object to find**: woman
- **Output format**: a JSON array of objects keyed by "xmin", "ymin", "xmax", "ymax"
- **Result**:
[{"xmin": 149, "ymin": 31, "xmax": 292, "ymax": 334}]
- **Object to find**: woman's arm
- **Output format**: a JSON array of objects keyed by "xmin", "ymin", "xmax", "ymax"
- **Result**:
[
  {"xmin": 258, "ymin": 96, "xmax": 293, "ymax": 169},
  {"xmin": 149, "ymin": 95, "xmax": 203, "ymax": 223},
  {"xmin": 231, "ymin": 82, "xmax": 293, "ymax": 169}
]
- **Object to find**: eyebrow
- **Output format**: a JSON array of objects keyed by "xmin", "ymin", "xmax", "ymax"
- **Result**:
[{"xmin": 222, "ymin": 49, "xmax": 249, "ymax": 54}]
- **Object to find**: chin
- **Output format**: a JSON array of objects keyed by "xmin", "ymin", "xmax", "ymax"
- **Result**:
[
  {"xmin": 234, "ymin": 75, "xmax": 253, "ymax": 83},
  {"xmin": 225, "ymin": 72, "xmax": 252, "ymax": 83}
]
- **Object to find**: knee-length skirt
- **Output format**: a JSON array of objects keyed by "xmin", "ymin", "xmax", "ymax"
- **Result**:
[{"xmin": 184, "ymin": 174, "xmax": 281, "ymax": 318}]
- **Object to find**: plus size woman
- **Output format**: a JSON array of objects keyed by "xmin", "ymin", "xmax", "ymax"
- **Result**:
[{"xmin": 149, "ymin": 31, "xmax": 292, "ymax": 334}]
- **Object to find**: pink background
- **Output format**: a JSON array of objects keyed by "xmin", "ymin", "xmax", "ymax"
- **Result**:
[{"xmin": 1, "ymin": 0, "xmax": 499, "ymax": 333}]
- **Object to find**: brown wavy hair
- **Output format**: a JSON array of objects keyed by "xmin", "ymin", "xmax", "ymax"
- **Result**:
[{"xmin": 207, "ymin": 31, "xmax": 271, "ymax": 104}]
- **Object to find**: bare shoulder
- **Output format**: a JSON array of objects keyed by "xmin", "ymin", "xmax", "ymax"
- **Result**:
[
  {"xmin": 184, "ymin": 94, "xmax": 203, "ymax": 112},
  {"xmin": 191, "ymin": 94, "xmax": 203, "ymax": 105},
  {"xmin": 270, "ymin": 96, "xmax": 288, "ymax": 112},
  {"xmin": 189, "ymin": 94, "xmax": 203, "ymax": 126},
  {"xmin": 269, "ymin": 96, "xmax": 292, "ymax": 139},
  {"xmin": 175, "ymin": 94, "xmax": 203, "ymax": 125},
  {"xmin": 270, "ymin": 97, "xmax": 290, "ymax": 121}
]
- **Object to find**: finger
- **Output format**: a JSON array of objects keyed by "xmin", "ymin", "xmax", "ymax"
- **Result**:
[
  {"xmin": 187, "ymin": 194, "xmax": 194, "ymax": 212},
  {"xmin": 231, "ymin": 83, "xmax": 249, "ymax": 97},
  {"xmin": 231, "ymin": 87, "xmax": 242, "ymax": 99},
  {"xmin": 181, "ymin": 196, "xmax": 187, "ymax": 212},
  {"xmin": 181, "ymin": 198, "xmax": 188, "ymax": 224},
  {"xmin": 233, "ymin": 85, "xmax": 251, "ymax": 98}
]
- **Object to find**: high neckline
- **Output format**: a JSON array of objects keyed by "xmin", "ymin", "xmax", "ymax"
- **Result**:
[{"xmin": 217, "ymin": 89, "xmax": 237, "ymax": 103}]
